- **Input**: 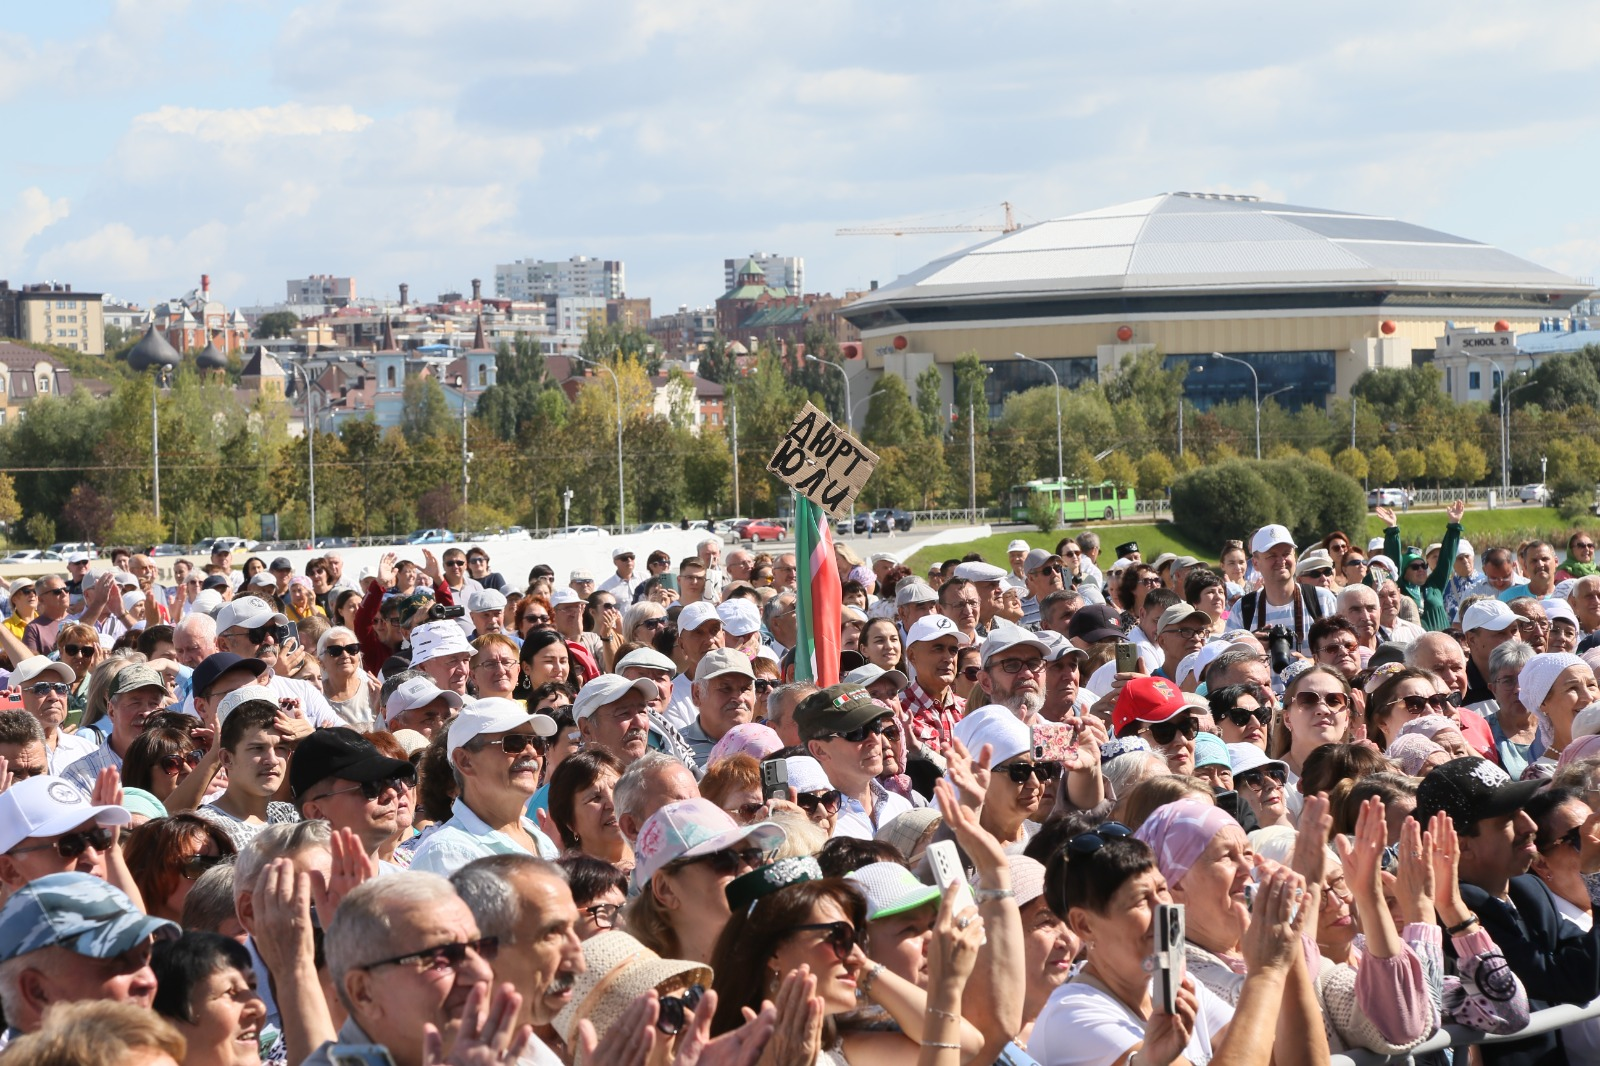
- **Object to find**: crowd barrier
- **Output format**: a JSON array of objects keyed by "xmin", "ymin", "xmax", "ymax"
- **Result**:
[{"xmin": 1331, "ymin": 996, "xmax": 1600, "ymax": 1065}]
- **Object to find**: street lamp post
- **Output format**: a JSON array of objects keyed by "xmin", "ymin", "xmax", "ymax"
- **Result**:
[
  {"xmin": 287, "ymin": 363, "xmax": 321, "ymax": 548},
  {"xmin": 1014, "ymin": 352, "xmax": 1064, "ymax": 515},
  {"xmin": 571, "ymin": 353, "xmax": 625, "ymax": 532},
  {"xmin": 804, "ymin": 354, "xmax": 852, "ymax": 433},
  {"xmin": 150, "ymin": 369, "xmax": 168, "ymax": 520},
  {"xmin": 1209, "ymin": 352, "xmax": 1262, "ymax": 459},
  {"xmin": 452, "ymin": 374, "xmax": 472, "ymax": 523},
  {"xmin": 1483, "ymin": 356, "xmax": 1510, "ymax": 497}
]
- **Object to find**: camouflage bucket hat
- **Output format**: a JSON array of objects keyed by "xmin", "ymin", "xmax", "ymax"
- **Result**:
[{"xmin": 0, "ymin": 872, "xmax": 178, "ymax": 963}]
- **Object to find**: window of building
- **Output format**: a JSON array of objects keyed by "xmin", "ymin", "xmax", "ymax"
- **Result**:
[
  {"xmin": 981, "ymin": 356, "xmax": 1098, "ymax": 420},
  {"xmin": 477, "ymin": 364, "xmax": 487, "ymax": 387},
  {"xmin": 38, "ymin": 377, "xmax": 49, "ymax": 393},
  {"xmin": 1165, "ymin": 351, "xmax": 1338, "ymax": 412},
  {"xmin": 1469, "ymin": 370, "xmax": 1481, "ymax": 390},
  {"xmin": 386, "ymin": 366, "xmax": 396, "ymax": 388}
]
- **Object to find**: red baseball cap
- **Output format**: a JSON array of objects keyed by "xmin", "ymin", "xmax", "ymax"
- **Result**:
[{"xmin": 1113, "ymin": 676, "xmax": 1189, "ymax": 738}]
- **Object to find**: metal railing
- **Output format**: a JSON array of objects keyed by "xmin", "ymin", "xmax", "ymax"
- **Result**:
[{"xmin": 1331, "ymin": 996, "xmax": 1600, "ymax": 1065}]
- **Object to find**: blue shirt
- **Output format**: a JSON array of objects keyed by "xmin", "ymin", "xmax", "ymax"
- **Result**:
[{"xmin": 410, "ymin": 797, "xmax": 559, "ymax": 877}]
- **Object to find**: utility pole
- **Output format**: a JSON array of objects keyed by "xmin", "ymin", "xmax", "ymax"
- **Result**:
[
  {"xmin": 1177, "ymin": 398, "xmax": 1184, "ymax": 457},
  {"xmin": 968, "ymin": 401, "xmax": 976, "ymax": 523},
  {"xmin": 1350, "ymin": 396, "xmax": 1358, "ymax": 451},
  {"xmin": 731, "ymin": 392, "xmax": 740, "ymax": 518}
]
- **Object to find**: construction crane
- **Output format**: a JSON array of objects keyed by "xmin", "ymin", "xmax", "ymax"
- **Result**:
[{"xmin": 836, "ymin": 201, "xmax": 1019, "ymax": 237}]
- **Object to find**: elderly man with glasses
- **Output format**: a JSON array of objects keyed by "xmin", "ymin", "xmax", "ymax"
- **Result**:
[
  {"xmin": 798, "ymin": 683, "xmax": 911, "ymax": 839},
  {"xmin": 12, "ymin": 656, "xmax": 97, "ymax": 773},
  {"xmin": 25, "ymin": 573, "xmax": 108, "ymax": 656}
]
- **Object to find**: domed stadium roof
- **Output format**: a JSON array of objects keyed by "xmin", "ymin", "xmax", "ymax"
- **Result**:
[
  {"xmin": 845, "ymin": 193, "xmax": 1591, "ymax": 318},
  {"xmin": 127, "ymin": 325, "xmax": 181, "ymax": 371}
]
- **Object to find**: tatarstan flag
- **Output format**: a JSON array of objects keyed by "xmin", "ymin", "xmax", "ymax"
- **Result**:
[{"xmin": 792, "ymin": 496, "xmax": 842, "ymax": 686}]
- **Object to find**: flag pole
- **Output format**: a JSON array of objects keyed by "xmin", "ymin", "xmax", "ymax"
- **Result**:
[{"xmin": 793, "ymin": 495, "xmax": 816, "ymax": 682}]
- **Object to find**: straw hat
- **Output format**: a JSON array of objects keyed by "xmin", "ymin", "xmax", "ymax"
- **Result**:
[{"xmin": 554, "ymin": 931, "xmax": 711, "ymax": 1063}]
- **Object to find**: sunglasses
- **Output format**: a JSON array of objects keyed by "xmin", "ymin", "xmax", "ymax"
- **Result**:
[
  {"xmin": 1059, "ymin": 549, "xmax": 1082, "ymax": 558},
  {"xmin": 361, "ymin": 937, "xmax": 500, "ymax": 973},
  {"xmin": 1343, "ymin": 559, "xmax": 1368, "ymax": 570},
  {"xmin": 795, "ymin": 789, "xmax": 842, "ymax": 814},
  {"xmin": 488, "ymin": 733, "xmax": 548, "ymax": 756},
  {"xmin": 639, "ymin": 617, "xmax": 668, "ymax": 630},
  {"xmin": 159, "ymin": 749, "xmax": 205, "ymax": 775},
  {"xmin": 1137, "ymin": 577, "xmax": 1163, "ymax": 588},
  {"xmin": 726, "ymin": 800, "xmax": 769, "ymax": 822},
  {"xmin": 1303, "ymin": 569, "xmax": 1333, "ymax": 579},
  {"xmin": 960, "ymin": 666, "xmax": 982, "ymax": 682},
  {"xmin": 28, "ymin": 682, "xmax": 70, "ymax": 697},
  {"xmin": 1575, "ymin": 542, "xmax": 1597, "ymax": 551},
  {"xmin": 12, "ymin": 825, "xmax": 115, "ymax": 858},
  {"xmin": 827, "ymin": 718, "xmax": 897, "ymax": 744},
  {"xmin": 682, "ymin": 846, "xmax": 766, "ymax": 878},
  {"xmin": 1236, "ymin": 765, "xmax": 1288, "ymax": 791},
  {"xmin": 1392, "ymin": 693, "xmax": 1451, "ymax": 715},
  {"xmin": 1001, "ymin": 761, "xmax": 1062, "ymax": 784},
  {"xmin": 1407, "ymin": 562, "xmax": 1428, "ymax": 571},
  {"xmin": 658, "ymin": 984, "xmax": 705, "ymax": 1036},
  {"xmin": 1290, "ymin": 690, "xmax": 1349, "ymax": 711},
  {"xmin": 1066, "ymin": 821, "xmax": 1133, "ymax": 856},
  {"xmin": 790, "ymin": 920, "xmax": 863, "ymax": 963},
  {"xmin": 1223, "ymin": 706, "xmax": 1271, "ymax": 728},
  {"xmin": 1034, "ymin": 564, "xmax": 1063, "ymax": 576},
  {"xmin": 245, "ymin": 623, "xmax": 292, "ymax": 645},
  {"xmin": 522, "ymin": 614, "xmax": 551, "ymax": 627},
  {"xmin": 180, "ymin": 852, "xmax": 226, "ymax": 880},
  {"xmin": 444, "ymin": 560, "xmax": 467, "ymax": 568},
  {"xmin": 754, "ymin": 678, "xmax": 775, "ymax": 694},
  {"xmin": 316, "ymin": 775, "xmax": 413, "ymax": 802},
  {"xmin": 322, "ymin": 643, "xmax": 362, "ymax": 658},
  {"xmin": 1143, "ymin": 715, "xmax": 1199, "ymax": 746},
  {"xmin": 61, "ymin": 643, "xmax": 96, "ymax": 657}
]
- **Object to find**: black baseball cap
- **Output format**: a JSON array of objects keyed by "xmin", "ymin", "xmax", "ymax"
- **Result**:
[
  {"xmin": 201, "ymin": 574, "xmax": 230, "ymax": 591},
  {"xmin": 289, "ymin": 728, "xmax": 415, "ymax": 801},
  {"xmin": 191, "ymin": 652, "xmax": 266, "ymax": 699},
  {"xmin": 269, "ymin": 557, "xmax": 294, "ymax": 572},
  {"xmin": 1115, "ymin": 541, "xmax": 1140, "ymax": 558},
  {"xmin": 796, "ymin": 684, "xmax": 888, "ymax": 744},
  {"xmin": 1067, "ymin": 603, "xmax": 1125, "ymax": 644},
  {"xmin": 1413, "ymin": 756, "xmax": 1541, "ymax": 833}
]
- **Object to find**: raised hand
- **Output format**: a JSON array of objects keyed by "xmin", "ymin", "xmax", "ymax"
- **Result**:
[
  {"xmin": 421, "ymin": 548, "xmax": 443, "ymax": 583},
  {"xmin": 91, "ymin": 767, "xmax": 124, "ymax": 842},
  {"xmin": 675, "ymin": 988, "xmax": 776, "ymax": 1066},
  {"xmin": 1289, "ymin": 793, "xmax": 1331, "ymax": 887},
  {"xmin": 934, "ymin": 778, "xmax": 1006, "ymax": 882},
  {"xmin": 1428, "ymin": 811, "xmax": 1475, "ymax": 928},
  {"xmin": 1141, "ymin": 976, "xmax": 1200, "ymax": 1066},
  {"xmin": 377, "ymin": 552, "xmax": 398, "ymax": 589},
  {"xmin": 752, "ymin": 967, "xmax": 822, "ymax": 1066},
  {"xmin": 0, "ymin": 755, "xmax": 10, "ymax": 794},
  {"xmin": 253, "ymin": 859, "xmax": 318, "ymax": 979},
  {"xmin": 423, "ymin": 982, "xmax": 532, "ymax": 1065},
  {"xmin": 1447, "ymin": 499, "xmax": 1466, "ymax": 524},
  {"xmin": 311, "ymin": 827, "xmax": 378, "ymax": 917},
  {"xmin": 1241, "ymin": 865, "xmax": 1304, "ymax": 975},
  {"xmin": 927, "ymin": 883, "xmax": 985, "ymax": 988},
  {"xmin": 940, "ymin": 736, "xmax": 991, "ymax": 812},
  {"xmin": 579, "ymin": 990, "xmax": 659, "ymax": 1066},
  {"xmin": 1393, "ymin": 816, "xmax": 1435, "ymax": 926},
  {"xmin": 1335, "ymin": 796, "xmax": 1387, "ymax": 901},
  {"xmin": 1375, "ymin": 505, "xmax": 1397, "ymax": 528},
  {"xmin": 1061, "ymin": 715, "xmax": 1107, "ymax": 773}
]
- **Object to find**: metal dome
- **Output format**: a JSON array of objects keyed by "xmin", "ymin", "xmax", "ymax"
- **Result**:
[
  {"xmin": 196, "ymin": 337, "xmax": 227, "ymax": 371},
  {"xmin": 126, "ymin": 325, "xmax": 181, "ymax": 372}
]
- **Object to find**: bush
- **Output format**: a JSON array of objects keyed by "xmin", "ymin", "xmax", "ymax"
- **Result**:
[
  {"xmin": 1026, "ymin": 493, "xmax": 1060, "ymax": 535},
  {"xmin": 1171, "ymin": 457, "xmax": 1365, "ymax": 549}
]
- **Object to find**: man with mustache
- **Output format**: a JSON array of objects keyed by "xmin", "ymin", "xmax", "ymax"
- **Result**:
[
  {"xmin": 60, "ymin": 664, "xmax": 170, "ymax": 794},
  {"xmin": 410, "ymin": 699, "xmax": 560, "ymax": 877},
  {"xmin": 452, "ymin": 854, "xmax": 586, "ymax": 1066}
]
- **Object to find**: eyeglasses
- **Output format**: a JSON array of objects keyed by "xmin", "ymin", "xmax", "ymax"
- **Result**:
[
  {"xmin": 991, "ymin": 656, "xmax": 1045, "ymax": 676},
  {"xmin": 960, "ymin": 665, "xmax": 981, "ymax": 682},
  {"xmin": 1516, "ymin": 619, "xmax": 1551, "ymax": 633},
  {"xmin": 795, "ymin": 789, "xmax": 842, "ymax": 814},
  {"xmin": 683, "ymin": 846, "xmax": 766, "ymax": 878},
  {"xmin": 487, "ymin": 732, "xmax": 548, "ymax": 756},
  {"xmin": 1059, "ymin": 549, "xmax": 1082, "ymax": 558},
  {"xmin": 1407, "ymin": 562, "xmax": 1428, "ymax": 572},
  {"xmin": 638, "ymin": 617, "xmax": 668, "ymax": 631},
  {"xmin": 595, "ymin": 601, "xmax": 618, "ymax": 611},
  {"xmin": 40, "ymin": 587, "xmax": 69, "ymax": 597},
  {"xmin": 321, "ymin": 643, "xmax": 362, "ymax": 658},
  {"xmin": 1033, "ymin": 565, "xmax": 1063, "ymax": 576},
  {"xmin": 1546, "ymin": 827, "xmax": 1584, "ymax": 853},
  {"xmin": 726, "ymin": 800, "xmax": 769, "ymax": 821},
  {"xmin": 1223, "ymin": 706, "xmax": 1271, "ymax": 728},
  {"xmin": 583, "ymin": 902, "xmax": 621, "ymax": 929},
  {"xmin": 180, "ymin": 852, "xmax": 226, "ymax": 880},
  {"xmin": 360, "ymin": 937, "xmax": 500, "ymax": 972},
  {"xmin": 12, "ymin": 825, "xmax": 115, "ymax": 858},
  {"xmin": 790, "ymin": 921, "xmax": 862, "ymax": 963},
  {"xmin": 522, "ymin": 614, "xmax": 551, "ymax": 627},
  {"xmin": 315, "ymin": 775, "xmax": 413, "ymax": 802},
  {"xmin": 657, "ymin": 984, "xmax": 705, "ymax": 1036},
  {"xmin": 159, "ymin": 749, "xmax": 205, "ymax": 775},
  {"xmin": 1303, "ymin": 569, "xmax": 1333, "ymax": 579},
  {"xmin": 1236, "ymin": 765, "xmax": 1289, "ymax": 791},
  {"xmin": 27, "ymin": 682, "xmax": 70, "ymax": 697},
  {"xmin": 474, "ymin": 657, "xmax": 518, "ymax": 673},
  {"xmin": 1142, "ymin": 715, "xmax": 1199, "ymax": 746},
  {"xmin": 1575, "ymin": 542, "xmax": 1597, "ymax": 551},
  {"xmin": 1066, "ymin": 821, "xmax": 1133, "ymax": 856},
  {"xmin": 1391, "ymin": 693, "xmax": 1452, "ymax": 715},
  {"xmin": 826, "ymin": 718, "xmax": 894, "ymax": 744},
  {"xmin": 1290, "ymin": 690, "xmax": 1350, "ymax": 711},
  {"xmin": 752, "ymin": 679, "xmax": 776, "ymax": 696},
  {"xmin": 1317, "ymin": 640, "xmax": 1358, "ymax": 657},
  {"xmin": 1001, "ymin": 761, "xmax": 1062, "ymax": 784},
  {"xmin": 1137, "ymin": 577, "xmax": 1163, "ymax": 588},
  {"xmin": 244, "ymin": 623, "xmax": 292, "ymax": 645},
  {"xmin": 615, "ymin": 554, "xmax": 635, "ymax": 563},
  {"xmin": 1342, "ymin": 559, "xmax": 1368, "ymax": 570},
  {"xmin": 61, "ymin": 643, "xmax": 95, "ymax": 657},
  {"xmin": 444, "ymin": 560, "xmax": 467, "ymax": 568}
]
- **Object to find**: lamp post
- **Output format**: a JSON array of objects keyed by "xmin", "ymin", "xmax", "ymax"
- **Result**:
[
  {"xmin": 571, "ymin": 353, "xmax": 625, "ymax": 532},
  {"xmin": 150, "ymin": 368, "xmax": 169, "ymax": 520},
  {"xmin": 1483, "ymin": 356, "xmax": 1510, "ymax": 497},
  {"xmin": 804, "ymin": 354, "xmax": 852, "ymax": 433},
  {"xmin": 451, "ymin": 374, "xmax": 472, "ymax": 524},
  {"xmin": 1014, "ymin": 351, "xmax": 1064, "ymax": 516},
  {"xmin": 287, "ymin": 363, "xmax": 322, "ymax": 548},
  {"xmin": 1208, "ymin": 352, "xmax": 1262, "ymax": 459}
]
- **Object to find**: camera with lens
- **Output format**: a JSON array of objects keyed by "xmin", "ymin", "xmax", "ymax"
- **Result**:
[
  {"xmin": 428, "ymin": 604, "xmax": 466, "ymax": 621},
  {"xmin": 1266, "ymin": 624, "xmax": 1295, "ymax": 673}
]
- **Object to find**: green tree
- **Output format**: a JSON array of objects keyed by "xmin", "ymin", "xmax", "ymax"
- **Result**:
[
  {"xmin": 401, "ymin": 374, "xmax": 453, "ymax": 447},
  {"xmin": 255, "ymin": 311, "xmax": 302, "ymax": 339},
  {"xmin": 22, "ymin": 514, "xmax": 54, "ymax": 547},
  {"xmin": 1070, "ymin": 446, "xmax": 1103, "ymax": 483},
  {"xmin": 1333, "ymin": 447, "xmax": 1369, "ymax": 484},
  {"xmin": 0, "ymin": 472, "xmax": 20, "ymax": 529},
  {"xmin": 950, "ymin": 353, "xmax": 995, "ymax": 507},
  {"xmin": 1424, "ymin": 440, "xmax": 1457, "ymax": 487},
  {"xmin": 1510, "ymin": 348, "xmax": 1600, "ymax": 412},
  {"xmin": 1305, "ymin": 447, "xmax": 1332, "ymax": 468},
  {"xmin": 683, "ymin": 428, "xmax": 732, "ymax": 514},
  {"xmin": 1136, "ymin": 452, "xmax": 1176, "ymax": 497},
  {"xmin": 861, "ymin": 376, "xmax": 923, "ymax": 450},
  {"xmin": 1351, "ymin": 365, "xmax": 1447, "ymax": 421},
  {"xmin": 697, "ymin": 335, "xmax": 738, "ymax": 385},
  {"xmin": 1395, "ymin": 446, "xmax": 1427, "ymax": 485},
  {"xmin": 1455, "ymin": 440, "xmax": 1489, "ymax": 485},
  {"xmin": 915, "ymin": 366, "xmax": 944, "ymax": 438},
  {"xmin": 1368, "ymin": 444, "xmax": 1399, "ymax": 485},
  {"xmin": 1102, "ymin": 452, "xmax": 1138, "ymax": 507}
]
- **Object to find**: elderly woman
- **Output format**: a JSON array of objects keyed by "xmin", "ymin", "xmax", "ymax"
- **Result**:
[
  {"xmin": 1397, "ymin": 714, "xmax": 1475, "ymax": 760},
  {"xmin": 1520, "ymin": 651, "xmax": 1600, "ymax": 777},
  {"xmin": 316, "ymin": 626, "xmax": 378, "ymax": 729},
  {"xmin": 151, "ymin": 932, "xmax": 268, "ymax": 1066},
  {"xmin": 547, "ymin": 749, "xmax": 632, "ymax": 870},
  {"xmin": 622, "ymin": 601, "xmax": 668, "ymax": 645},
  {"xmin": 954, "ymin": 705, "xmax": 1058, "ymax": 852},
  {"xmin": 468, "ymin": 632, "xmax": 521, "ymax": 700},
  {"xmin": 1031, "ymin": 819, "xmax": 1300, "ymax": 1066},
  {"xmin": 283, "ymin": 576, "xmax": 323, "ymax": 623},
  {"xmin": 1483, "ymin": 639, "xmax": 1542, "ymax": 775}
]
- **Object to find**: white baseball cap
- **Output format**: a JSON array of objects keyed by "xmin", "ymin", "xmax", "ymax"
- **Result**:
[
  {"xmin": 678, "ymin": 601, "xmax": 721, "ymax": 632},
  {"xmin": 1457, "ymin": 539, "xmax": 1475, "ymax": 558},
  {"xmin": 906, "ymin": 614, "xmax": 961, "ymax": 647},
  {"xmin": 1462, "ymin": 599, "xmax": 1517, "ymax": 634},
  {"xmin": 409, "ymin": 621, "xmax": 474, "ymax": 666},
  {"xmin": 215, "ymin": 684, "xmax": 279, "ymax": 729},
  {"xmin": 446, "ymin": 697, "xmax": 556, "ymax": 757},
  {"xmin": 1007, "ymin": 540, "xmax": 1030, "ymax": 554},
  {"xmin": 214, "ymin": 596, "xmax": 287, "ymax": 635},
  {"xmin": 717, "ymin": 599, "xmax": 762, "ymax": 637},
  {"xmin": 550, "ymin": 588, "xmax": 581, "ymax": 607},
  {"xmin": 0, "ymin": 776, "xmax": 130, "ymax": 855},
  {"xmin": 65, "ymin": 552, "xmax": 90, "ymax": 565},
  {"xmin": 572, "ymin": 674, "xmax": 660, "ymax": 721},
  {"xmin": 868, "ymin": 552, "xmax": 900, "ymax": 566},
  {"xmin": 952, "ymin": 705, "xmax": 1031, "ymax": 765},
  {"xmin": 384, "ymin": 676, "xmax": 465, "ymax": 724},
  {"xmin": 11, "ymin": 655, "xmax": 74, "ymax": 687},
  {"xmin": 1250, "ymin": 525, "xmax": 1294, "ymax": 554},
  {"xmin": 569, "ymin": 569, "xmax": 595, "ymax": 584}
]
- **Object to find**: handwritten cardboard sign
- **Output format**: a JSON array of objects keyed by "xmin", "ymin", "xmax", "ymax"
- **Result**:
[{"xmin": 766, "ymin": 402, "xmax": 879, "ymax": 520}]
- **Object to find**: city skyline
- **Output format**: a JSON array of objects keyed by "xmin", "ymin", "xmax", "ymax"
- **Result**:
[{"xmin": 2, "ymin": 1, "xmax": 1598, "ymax": 314}]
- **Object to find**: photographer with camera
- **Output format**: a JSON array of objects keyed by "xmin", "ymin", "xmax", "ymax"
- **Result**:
[{"xmin": 1234, "ymin": 525, "xmax": 1335, "ymax": 666}]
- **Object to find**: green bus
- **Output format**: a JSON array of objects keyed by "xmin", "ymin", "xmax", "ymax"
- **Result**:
[{"xmin": 1008, "ymin": 479, "xmax": 1137, "ymax": 523}]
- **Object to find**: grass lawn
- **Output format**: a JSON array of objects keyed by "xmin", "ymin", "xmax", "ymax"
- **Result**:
[{"xmin": 905, "ymin": 506, "xmax": 1596, "ymax": 574}]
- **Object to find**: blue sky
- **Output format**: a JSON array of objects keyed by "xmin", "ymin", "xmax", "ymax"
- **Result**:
[{"xmin": 3, "ymin": 0, "xmax": 1597, "ymax": 313}]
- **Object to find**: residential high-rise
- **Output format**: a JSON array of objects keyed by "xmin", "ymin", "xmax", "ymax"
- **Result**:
[
  {"xmin": 724, "ymin": 254, "xmax": 802, "ymax": 296},
  {"xmin": 494, "ymin": 257, "xmax": 625, "ymax": 301},
  {"xmin": 287, "ymin": 275, "xmax": 356, "ymax": 306},
  {"xmin": 0, "ymin": 282, "xmax": 106, "ymax": 354}
]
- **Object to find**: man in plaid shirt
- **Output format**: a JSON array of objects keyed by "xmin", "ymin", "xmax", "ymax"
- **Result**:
[{"xmin": 901, "ymin": 614, "xmax": 966, "ymax": 754}]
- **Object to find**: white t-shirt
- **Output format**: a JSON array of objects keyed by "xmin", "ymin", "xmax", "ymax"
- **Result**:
[{"xmin": 1030, "ymin": 976, "xmax": 1233, "ymax": 1066}]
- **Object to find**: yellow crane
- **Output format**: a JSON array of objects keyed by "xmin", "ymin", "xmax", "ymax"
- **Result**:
[{"xmin": 836, "ymin": 201, "xmax": 1019, "ymax": 237}]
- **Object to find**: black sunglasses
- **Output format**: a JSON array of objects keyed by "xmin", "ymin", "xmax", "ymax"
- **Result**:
[
  {"xmin": 790, "ymin": 920, "xmax": 862, "ymax": 962},
  {"xmin": 658, "ymin": 984, "xmax": 705, "ymax": 1036},
  {"xmin": 1066, "ymin": 822, "xmax": 1133, "ymax": 856},
  {"xmin": 754, "ymin": 678, "xmax": 775, "ymax": 694},
  {"xmin": 28, "ymin": 682, "xmax": 70, "ymax": 697},
  {"xmin": 180, "ymin": 852, "xmax": 226, "ymax": 880},
  {"xmin": 795, "ymin": 789, "xmax": 842, "ymax": 814},
  {"xmin": 1223, "ymin": 706, "xmax": 1271, "ymax": 728},
  {"xmin": 681, "ymin": 846, "xmax": 766, "ymax": 878},
  {"xmin": 60, "ymin": 643, "xmax": 96, "ymax": 657},
  {"xmin": 960, "ymin": 666, "xmax": 981, "ymax": 682},
  {"xmin": 1392, "ymin": 693, "xmax": 1451, "ymax": 715},
  {"xmin": 360, "ymin": 936, "xmax": 500, "ymax": 972},
  {"xmin": 245, "ymin": 623, "xmax": 292, "ymax": 645},
  {"xmin": 1236, "ymin": 765, "xmax": 1289, "ymax": 790},
  {"xmin": 826, "ymin": 718, "xmax": 894, "ymax": 744},
  {"xmin": 486, "ymin": 733, "xmax": 548, "ymax": 756},
  {"xmin": 317, "ymin": 775, "xmax": 415, "ymax": 802},
  {"xmin": 1001, "ymin": 761, "xmax": 1062, "ymax": 784},
  {"xmin": 13, "ymin": 825, "xmax": 115, "ymax": 858},
  {"xmin": 522, "ymin": 614, "xmax": 552, "ymax": 627},
  {"xmin": 159, "ymin": 749, "xmax": 205, "ymax": 775},
  {"xmin": 322, "ymin": 643, "xmax": 362, "ymax": 658},
  {"xmin": 639, "ymin": 617, "xmax": 668, "ymax": 630},
  {"xmin": 1144, "ymin": 715, "xmax": 1199, "ymax": 746}
]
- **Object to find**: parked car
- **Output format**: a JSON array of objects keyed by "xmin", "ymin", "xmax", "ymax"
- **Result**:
[
  {"xmin": 149, "ymin": 543, "xmax": 186, "ymax": 556},
  {"xmin": 406, "ymin": 528, "xmax": 457, "ymax": 544},
  {"xmin": 741, "ymin": 519, "xmax": 787, "ymax": 543},
  {"xmin": 49, "ymin": 541, "xmax": 98, "ymax": 558},
  {"xmin": 870, "ymin": 508, "xmax": 915, "ymax": 532},
  {"xmin": 205, "ymin": 537, "xmax": 257, "ymax": 554},
  {"xmin": 1366, "ymin": 487, "xmax": 1408, "ymax": 508},
  {"xmin": 0, "ymin": 550, "xmax": 42, "ymax": 565},
  {"xmin": 550, "ymin": 525, "xmax": 608, "ymax": 539},
  {"xmin": 1519, "ymin": 483, "xmax": 1551, "ymax": 505},
  {"xmin": 632, "ymin": 522, "xmax": 677, "ymax": 534}
]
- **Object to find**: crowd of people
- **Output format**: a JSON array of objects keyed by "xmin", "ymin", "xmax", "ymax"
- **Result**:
[{"xmin": 1, "ymin": 509, "xmax": 1600, "ymax": 1065}]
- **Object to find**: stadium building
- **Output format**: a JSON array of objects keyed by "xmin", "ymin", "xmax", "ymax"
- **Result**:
[{"xmin": 840, "ymin": 192, "xmax": 1593, "ymax": 415}]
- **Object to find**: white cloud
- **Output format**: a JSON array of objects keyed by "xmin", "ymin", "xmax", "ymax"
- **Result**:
[
  {"xmin": 132, "ymin": 103, "xmax": 373, "ymax": 143},
  {"xmin": 0, "ymin": 187, "xmax": 69, "ymax": 262}
]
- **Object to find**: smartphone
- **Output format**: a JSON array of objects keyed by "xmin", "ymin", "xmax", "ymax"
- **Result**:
[
  {"xmin": 927, "ymin": 840, "xmax": 977, "ymax": 914},
  {"xmin": 658, "ymin": 573, "xmax": 678, "ymax": 592},
  {"xmin": 1032, "ymin": 721, "xmax": 1079, "ymax": 764},
  {"xmin": 760, "ymin": 759, "xmax": 789, "ymax": 801},
  {"xmin": 1152, "ymin": 902, "xmax": 1186, "ymax": 1015},
  {"xmin": 329, "ymin": 1046, "xmax": 398, "ymax": 1066},
  {"xmin": 1115, "ymin": 641, "xmax": 1140, "ymax": 675},
  {"xmin": 1213, "ymin": 788, "xmax": 1240, "ymax": 820}
]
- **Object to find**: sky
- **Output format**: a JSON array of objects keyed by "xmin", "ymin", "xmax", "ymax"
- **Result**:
[{"xmin": 3, "ymin": 0, "xmax": 1599, "ymax": 314}]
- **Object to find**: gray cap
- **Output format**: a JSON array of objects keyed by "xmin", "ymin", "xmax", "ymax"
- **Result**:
[
  {"xmin": 895, "ymin": 582, "xmax": 938, "ymax": 607},
  {"xmin": 1023, "ymin": 548, "xmax": 1062, "ymax": 575},
  {"xmin": 693, "ymin": 647, "xmax": 755, "ymax": 683},
  {"xmin": 0, "ymin": 872, "xmax": 177, "ymax": 963}
]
